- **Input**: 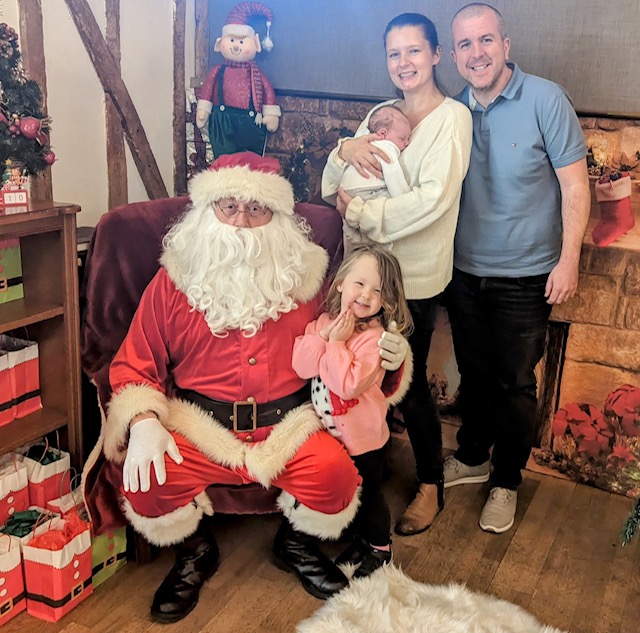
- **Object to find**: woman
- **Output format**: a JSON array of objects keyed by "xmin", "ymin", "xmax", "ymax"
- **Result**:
[{"xmin": 322, "ymin": 13, "xmax": 472, "ymax": 536}]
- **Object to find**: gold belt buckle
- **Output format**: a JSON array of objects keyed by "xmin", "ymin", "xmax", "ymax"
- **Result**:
[
  {"xmin": 0, "ymin": 598, "xmax": 13, "ymax": 615},
  {"xmin": 232, "ymin": 399, "xmax": 258, "ymax": 433},
  {"xmin": 105, "ymin": 555, "xmax": 117, "ymax": 568},
  {"xmin": 71, "ymin": 582, "xmax": 84, "ymax": 600},
  {"xmin": 0, "ymin": 277, "xmax": 7, "ymax": 292}
]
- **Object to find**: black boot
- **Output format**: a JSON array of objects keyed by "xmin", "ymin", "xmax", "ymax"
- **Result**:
[
  {"xmin": 150, "ymin": 520, "xmax": 220, "ymax": 623},
  {"xmin": 336, "ymin": 536, "xmax": 392, "ymax": 579},
  {"xmin": 273, "ymin": 520, "xmax": 349, "ymax": 600}
]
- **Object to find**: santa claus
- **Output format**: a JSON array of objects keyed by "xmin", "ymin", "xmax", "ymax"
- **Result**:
[{"xmin": 92, "ymin": 152, "xmax": 409, "ymax": 623}]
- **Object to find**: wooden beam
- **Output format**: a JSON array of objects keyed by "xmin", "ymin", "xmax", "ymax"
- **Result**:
[
  {"xmin": 63, "ymin": 0, "xmax": 168, "ymax": 199},
  {"xmin": 194, "ymin": 0, "xmax": 209, "ymax": 82},
  {"xmin": 105, "ymin": 0, "xmax": 128, "ymax": 209},
  {"xmin": 173, "ymin": 0, "xmax": 187, "ymax": 196},
  {"xmin": 17, "ymin": 0, "xmax": 53, "ymax": 202}
]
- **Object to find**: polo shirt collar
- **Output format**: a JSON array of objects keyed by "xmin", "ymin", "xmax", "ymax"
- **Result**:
[{"xmin": 467, "ymin": 62, "xmax": 524, "ymax": 111}]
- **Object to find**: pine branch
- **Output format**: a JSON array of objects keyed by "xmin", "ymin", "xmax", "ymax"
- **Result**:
[{"xmin": 621, "ymin": 497, "xmax": 640, "ymax": 546}]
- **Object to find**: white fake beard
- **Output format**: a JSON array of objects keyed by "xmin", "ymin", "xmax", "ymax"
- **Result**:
[{"xmin": 163, "ymin": 205, "xmax": 315, "ymax": 337}]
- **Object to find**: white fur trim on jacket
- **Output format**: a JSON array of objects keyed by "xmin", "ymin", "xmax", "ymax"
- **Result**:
[
  {"xmin": 104, "ymin": 383, "xmax": 170, "ymax": 463},
  {"xmin": 262, "ymin": 104, "xmax": 281, "ymax": 117},
  {"xmin": 160, "ymin": 238, "xmax": 329, "ymax": 308},
  {"xmin": 196, "ymin": 99, "xmax": 213, "ymax": 115},
  {"xmin": 244, "ymin": 403, "xmax": 321, "ymax": 487},
  {"xmin": 106, "ymin": 384, "xmax": 324, "ymax": 489},
  {"xmin": 188, "ymin": 163, "xmax": 295, "ymax": 216},
  {"xmin": 165, "ymin": 398, "xmax": 323, "ymax": 488},
  {"xmin": 122, "ymin": 497, "xmax": 202, "ymax": 547},
  {"xmin": 386, "ymin": 345, "xmax": 414, "ymax": 407},
  {"xmin": 277, "ymin": 488, "xmax": 361, "ymax": 540}
]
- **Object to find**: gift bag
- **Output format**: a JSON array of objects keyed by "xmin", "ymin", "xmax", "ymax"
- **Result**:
[
  {"xmin": 0, "ymin": 455, "xmax": 29, "ymax": 527},
  {"xmin": 0, "ymin": 507, "xmax": 57, "ymax": 543},
  {"xmin": 16, "ymin": 445, "xmax": 71, "ymax": 508},
  {"xmin": 0, "ymin": 238, "xmax": 24, "ymax": 304},
  {"xmin": 91, "ymin": 527, "xmax": 127, "ymax": 588},
  {"xmin": 0, "ymin": 335, "xmax": 42, "ymax": 418},
  {"xmin": 46, "ymin": 472, "xmax": 85, "ymax": 520},
  {"xmin": 23, "ymin": 515, "xmax": 92, "ymax": 622},
  {"xmin": 0, "ymin": 535, "xmax": 26, "ymax": 626},
  {"xmin": 0, "ymin": 351, "xmax": 16, "ymax": 426}
]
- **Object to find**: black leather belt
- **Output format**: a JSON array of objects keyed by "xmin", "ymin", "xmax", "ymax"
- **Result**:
[{"xmin": 178, "ymin": 384, "xmax": 311, "ymax": 433}]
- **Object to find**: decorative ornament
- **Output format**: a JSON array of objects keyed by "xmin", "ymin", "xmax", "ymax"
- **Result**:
[
  {"xmin": 195, "ymin": 2, "xmax": 280, "ymax": 158},
  {"xmin": 592, "ymin": 172, "xmax": 635, "ymax": 247},
  {"xmin": 19, "ymin": 116, "xmax": 49, "ymax": 145},
  {"xmin": 19, "ymin": 116, "xmax": 41, "ymax": 139},
  {"xmin": 262, "ymin": 20, "xmax": 273, "ymax": 52},
  {"xmin": 43, "ymin": 150, "xmax": 56, "ymax": 165},
  {"xmin": 0, "ymin": 22, "xmax": 54, "ymax": 176}
]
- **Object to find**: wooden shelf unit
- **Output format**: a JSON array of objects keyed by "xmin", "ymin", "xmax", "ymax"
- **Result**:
[{"xmin": 0, "ymin": 202, "xmax": 82, "ymax": 467}]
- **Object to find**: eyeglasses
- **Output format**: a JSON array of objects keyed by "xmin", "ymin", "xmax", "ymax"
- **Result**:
[{"xmin": 215, "ymin": 199, "xmax": 272, "ymax": 219}]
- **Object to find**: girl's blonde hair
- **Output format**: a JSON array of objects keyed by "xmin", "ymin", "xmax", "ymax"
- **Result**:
[{"xmin": 325, "ymin": 244, "xmax": 413, "ymax": 335}]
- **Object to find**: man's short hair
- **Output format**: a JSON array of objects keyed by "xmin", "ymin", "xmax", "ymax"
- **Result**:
[
  {"xmin": 452, "ymin": 3, "xmax": 507, "ymax": 40},
  {"xmin": 368, "ymin": 105, "xmax": 409, "ymax": 134}
]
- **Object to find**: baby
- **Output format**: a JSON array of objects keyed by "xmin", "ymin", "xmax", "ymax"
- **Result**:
[{"xmin": 333, "ymin": 105, "xmax": 412, "ymax": 254}]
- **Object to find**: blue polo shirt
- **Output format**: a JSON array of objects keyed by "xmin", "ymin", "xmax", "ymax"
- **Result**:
[{"xmin": 454, "ymin": 63, "xmax": 586, "ymax": 277}]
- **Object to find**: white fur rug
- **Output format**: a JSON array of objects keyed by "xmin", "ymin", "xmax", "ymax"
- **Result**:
[{"xmin": 296, "ymin": 565, "xmax": 567, "ymax": 633}]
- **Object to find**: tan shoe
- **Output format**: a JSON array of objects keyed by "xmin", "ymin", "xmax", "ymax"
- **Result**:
[{"xmin": 394, "ymin": 482, "xmax": 444, "ymax": 536}]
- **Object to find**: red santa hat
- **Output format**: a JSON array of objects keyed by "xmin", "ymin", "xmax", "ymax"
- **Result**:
[
  {"xmin": 188, "ymin": 151, "xmax": 294, "ymax": 216},
  {"xmin": 221, "ymin": 2, "xmax": 274, "ymax": 52}
]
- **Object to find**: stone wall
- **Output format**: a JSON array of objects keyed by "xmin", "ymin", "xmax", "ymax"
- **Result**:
[
  {"xmin": 267, "ymin": 95, "xmax": 640, "ymax": 409},
  {"xmin": 552, "ymin": 243, "xmax": 640, "ymax": 408},
  {"xmin": 267, "ymin": 95, "xmax": 375, "ymax": 200}
]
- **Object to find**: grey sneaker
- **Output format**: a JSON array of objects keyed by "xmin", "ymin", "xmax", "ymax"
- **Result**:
[
  {"xmin": 479, "ymin": 487, "xmax": 517, "ymax": 533},
  {"xmin": 443, "ymin": 456, "xmax": 490, "ymax": 489}
]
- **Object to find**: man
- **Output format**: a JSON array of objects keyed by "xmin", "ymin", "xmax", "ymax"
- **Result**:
[
  {"xmin": 89, "ymin": 152, "xmax": 409, "ymax": 623},
  {"xmin": 446, "ymin": 4, "xmax": 590, "ymax": 533}
]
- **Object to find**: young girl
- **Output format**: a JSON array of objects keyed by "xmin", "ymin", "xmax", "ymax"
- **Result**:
[{"xmin": 292, "ymin": 244, "xmax": 412, "ymax": 578}]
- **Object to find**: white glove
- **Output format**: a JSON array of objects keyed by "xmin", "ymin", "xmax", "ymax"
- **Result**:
[
  {"xmin": 195, "ymin": 108, "xmax": 208, "ymax": 129},
  {"xmin": 378, "ymin": 321, "xmax": 409, "ymax": 371},
  {"xmin": 123, "ymin": 418, "xmax": 183, "ymax": 493}
]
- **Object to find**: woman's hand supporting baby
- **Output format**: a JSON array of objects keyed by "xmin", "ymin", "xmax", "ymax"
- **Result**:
[
  {"xmin": 338, "ymin": 133, "xmax": 390, "ymax": 178},
  {"xmin": 336, "ymin": 187, "xmax": 353, "ymax": 217}
]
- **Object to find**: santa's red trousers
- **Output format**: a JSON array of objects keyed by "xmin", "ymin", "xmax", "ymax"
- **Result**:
[{"xmin": 122, "ymin": 429, "xmax": 361, "ymax": 518}]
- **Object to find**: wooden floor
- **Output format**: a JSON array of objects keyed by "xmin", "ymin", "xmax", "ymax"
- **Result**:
[{"xmin": 4, "ymin": 438, "xmax": 639, "ymax": 633}]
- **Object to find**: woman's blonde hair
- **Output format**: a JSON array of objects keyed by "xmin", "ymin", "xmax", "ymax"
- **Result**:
[{"xmin": 325, "ymin": 244, "xmax": 413, "ymax": 335}]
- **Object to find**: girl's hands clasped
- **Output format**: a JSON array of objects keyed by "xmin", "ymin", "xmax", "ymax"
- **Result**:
[
  {"xmin": 328, "ymin": 309, "xmax": 355, "ymax": 342},
  {"xmin": 320, "ymin": 309, "xmax": 356, "ymax": 342}
]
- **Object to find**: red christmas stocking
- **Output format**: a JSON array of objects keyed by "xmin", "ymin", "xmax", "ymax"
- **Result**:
[{"xmin": 592, "ymin": 173, "xmax": 634, "ymax": 247}]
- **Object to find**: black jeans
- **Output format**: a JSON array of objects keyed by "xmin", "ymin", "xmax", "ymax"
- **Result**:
[
  {"xmin": 351, "ymin": 445, "xmax": 391, "ymax": 546},
  {"xmin": 396, "ymin": 296, "xmax": 443, "ymax": 485},
  {"xmin": 445, "ymin": 268, "xmax": 552, "ymax": 490}
]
